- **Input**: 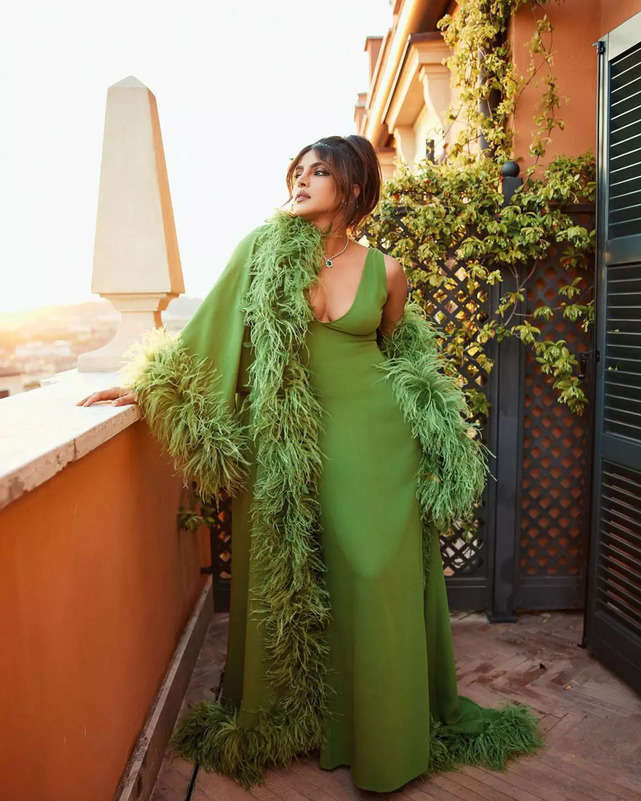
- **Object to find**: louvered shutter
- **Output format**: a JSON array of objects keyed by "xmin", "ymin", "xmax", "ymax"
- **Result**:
[{"xmin": 587, "ymin": 11, "xmax": 641, "ymax": 694}]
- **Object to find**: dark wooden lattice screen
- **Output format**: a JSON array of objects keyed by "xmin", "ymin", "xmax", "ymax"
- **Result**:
[
  {"xmin": 517, "ymin": 235, "xmax": 594, "ymax": 611},
  {"xmin": 420, "ymin": 255, "xmax": 494, "ymax": 612},
  {"xmin": 417, "ymin": 215, "xmax": 595, "ymax": 616}
]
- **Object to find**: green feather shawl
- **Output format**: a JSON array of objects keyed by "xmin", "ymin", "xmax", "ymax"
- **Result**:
[{"xmin": 119, "ymin": 209, "xmax": 499, "ymax": 786}]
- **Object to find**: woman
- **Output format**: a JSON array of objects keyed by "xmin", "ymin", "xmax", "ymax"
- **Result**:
[{"xmin": 77, "ymin": 135, "xmax": 543, "ymax": 792}]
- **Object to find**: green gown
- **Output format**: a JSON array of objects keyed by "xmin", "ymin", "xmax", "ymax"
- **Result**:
[{"xmin": 221, "ymin": 247, "xmax": 540, "ymax": 792}]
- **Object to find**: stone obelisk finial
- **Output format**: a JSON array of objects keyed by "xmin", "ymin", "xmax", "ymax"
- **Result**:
[{"xmin": 78, "ymin": 76, "xmax": 185, "ymax": 371}]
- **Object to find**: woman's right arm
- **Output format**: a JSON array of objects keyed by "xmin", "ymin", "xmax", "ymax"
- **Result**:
[{"xmin": 76, "ymin": 386, "xmax": 137, "ymax": 407}]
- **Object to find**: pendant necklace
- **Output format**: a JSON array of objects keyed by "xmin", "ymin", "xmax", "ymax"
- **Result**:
[{"xmin": 325, "ymin": 235, "xmax": 350, "ymax": 268}]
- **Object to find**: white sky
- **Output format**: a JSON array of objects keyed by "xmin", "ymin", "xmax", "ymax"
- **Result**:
[{"xmin": 1, "ymin": 0, "xmax": 393, "ymax": 314}]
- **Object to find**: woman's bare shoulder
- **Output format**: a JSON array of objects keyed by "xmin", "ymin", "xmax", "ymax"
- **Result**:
[
  {"xmin": 380, "ymin": 250, "xmax": 404, "ymax": 274},
  {"xmin": 380, "ymin": 251, "xmax": 407, "ymax": 294}
]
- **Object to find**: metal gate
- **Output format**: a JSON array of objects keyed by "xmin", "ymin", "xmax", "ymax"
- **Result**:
[{"xmin": 585, "ymin": 11, "xmax": 641, "ymax": 694}]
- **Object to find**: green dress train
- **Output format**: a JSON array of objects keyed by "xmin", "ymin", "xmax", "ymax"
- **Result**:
[{"xmin": 220, "ymin": 246, "xmax": 542, "ymax": 791}]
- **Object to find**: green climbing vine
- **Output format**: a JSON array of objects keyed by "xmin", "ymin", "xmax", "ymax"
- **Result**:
[
  {"xmin": 436, "ymin": 0, "xmax": 565, "ymax": 163},
  {"xmin": 362, "ymin": 0, "xmax": 596, "ymax": 418}
]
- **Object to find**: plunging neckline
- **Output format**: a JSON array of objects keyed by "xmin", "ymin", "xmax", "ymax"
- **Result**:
[{"xmin": 312, "ymin": 248, "xmax": 375, "ymax": 326}]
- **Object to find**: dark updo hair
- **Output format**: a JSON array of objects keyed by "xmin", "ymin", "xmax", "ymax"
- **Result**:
[{"xmin": 284, "ymin": 135, "xmax": 382, "ymax": 237}]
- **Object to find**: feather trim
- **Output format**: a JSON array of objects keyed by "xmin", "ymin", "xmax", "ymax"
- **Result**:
[
  {"xmin": 426, "ymin": 698, "xmax": 544, "ymax": 777},
  {"xmin": 241, "ymin": 211, "xmax": 331, "ymax": 720},
  {"xmin": 169, "ymin": 210, "xmax": 334, "ymax": 781},
  {"xmin": 119, "ymin": 326, "xmax": 251, "ymax": 499},
  {"xmin": 377, "ymin": 302, "xmax": 494, "ymax": 532},
  {"xmin": 170, "ymin": 699, "xmax": 325, "ymax": 789}
]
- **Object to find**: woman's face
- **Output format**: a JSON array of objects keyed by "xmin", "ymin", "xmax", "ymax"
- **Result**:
[{"xmin": 290, "ymin": 149, "xmax": 344, "ymax": 223}]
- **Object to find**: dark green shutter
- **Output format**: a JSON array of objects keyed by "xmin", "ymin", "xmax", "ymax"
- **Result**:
[{"xmin": 586, "ymin": 11, "xmax": 641, "ymax": 693}]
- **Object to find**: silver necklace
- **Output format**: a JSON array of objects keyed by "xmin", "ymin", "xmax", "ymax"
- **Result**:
[{"xmin": 324, "ymin": 235, "xmax": 350, "ymax": 268}]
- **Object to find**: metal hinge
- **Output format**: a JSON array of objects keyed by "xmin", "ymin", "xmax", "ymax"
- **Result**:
[
  {"xmin": 594, "ymin": 40, "xmax": 606, "ymax": 55},
  {"xmin": 578, "ymin": 349, "xmax": 600, "ymax": 378}
]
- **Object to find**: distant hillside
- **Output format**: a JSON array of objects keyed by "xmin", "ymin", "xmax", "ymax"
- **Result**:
[{"xmin": 0, "ymin": 296, "xmax": 205, "ymax": 332}]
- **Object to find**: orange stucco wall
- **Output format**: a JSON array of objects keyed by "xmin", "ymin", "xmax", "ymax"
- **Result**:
[
  {"xmin": 510, "ymin": 0, "xmax": 641, "ymax": 170},
  {"xmin": 0, "ymin": 422, "xmax": 209, "ymax": 801},
  {"xmin": 600, "ymin": 0, "xmax": 641, "ymax": 38}
]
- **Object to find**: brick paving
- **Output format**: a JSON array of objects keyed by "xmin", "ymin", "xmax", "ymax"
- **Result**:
[{"xmin": 150, "ymin": 610, "xmax": 641, "ymax": 801}]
